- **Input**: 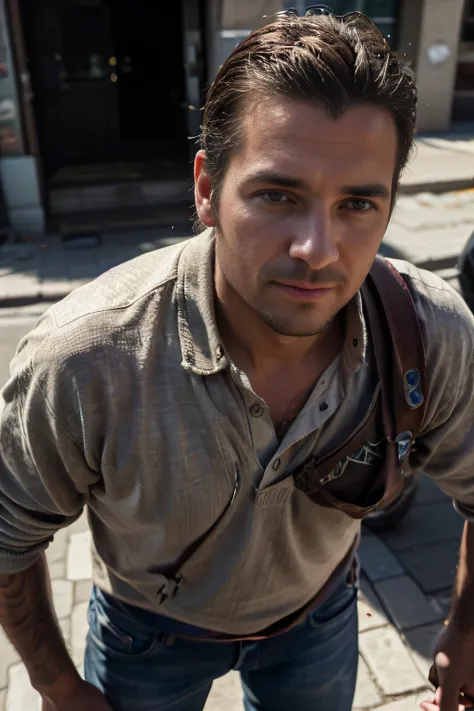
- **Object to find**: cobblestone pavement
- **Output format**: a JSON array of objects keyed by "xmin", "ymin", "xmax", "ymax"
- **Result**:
[{"xmin": 384, "ymin": 188, "xmax": 474, "ymax": 270}]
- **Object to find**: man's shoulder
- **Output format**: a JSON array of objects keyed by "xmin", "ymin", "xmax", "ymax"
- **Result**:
[
  {"xmin": 51, "ymin": 237, "xmax": 192, "ymax": 330},
  {"xmin": 388, "ymin": 258, "xmax": 474, "ymax": 374},
  {"xmin": 389, "ymin": 258, "xmax": 473, "ymax": 330},
  {"xmin": 10, "ymin": 238, "xmax": 195, "ymax": 383}
]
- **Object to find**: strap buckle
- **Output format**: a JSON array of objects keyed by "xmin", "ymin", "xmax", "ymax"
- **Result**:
[
  {"xmin": 157, "ymin": 574, "xmax": 184, "ymax": 604},
  {"xmin": 394, "ymin": 430, "xmax": 413, "ymax": 462}
]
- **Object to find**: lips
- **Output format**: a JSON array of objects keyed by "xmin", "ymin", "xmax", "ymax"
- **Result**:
[
  {"xmin": 277, "ymin": 281, "xmax": 335, "ymax": 291},
  {"xmin": 273, "ymin": 281, "xmax": 335, "ymax": 301}
]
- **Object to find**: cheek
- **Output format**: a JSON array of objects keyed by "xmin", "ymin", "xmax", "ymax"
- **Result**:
[
  {"xmin": 219, "ymin": 199, "xmax": 287, "ymax": 260},
  {"xmin": 341, "ymin": 214, "xmax": 387, "ymax": 253},
  {"xmin": 338, "ymin": 221, "xmax": 386, "ymax": 287}
]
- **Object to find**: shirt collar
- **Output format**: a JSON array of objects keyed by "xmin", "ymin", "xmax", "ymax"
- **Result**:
[
  {"xmin": 176, "ymin": 228, "xmax": 368, "ymax": 377},
  {"xmin": 177, "ymin": 229, "xmax": 229, "ymax": 375},
  {"xmin": 341, "ymin": 290, "xmax": 368, "ymax": 378}
]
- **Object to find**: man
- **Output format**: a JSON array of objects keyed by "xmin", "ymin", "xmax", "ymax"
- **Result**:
[{"xmin": 1, "ymin": 9, "xmax": 474, "ymax": 711}]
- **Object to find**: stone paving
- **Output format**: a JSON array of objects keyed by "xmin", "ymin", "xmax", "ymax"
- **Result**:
[
  {"xmin": 385, "ymin": 188, "xmax": 474, "ymax": 271},
  {"xmin": 0, "ymin": 474, "xmax": 463, "ymax": 711},
  {"xmin": 401, "ymin": 136, "xmax": 474, "ymax": 194}
]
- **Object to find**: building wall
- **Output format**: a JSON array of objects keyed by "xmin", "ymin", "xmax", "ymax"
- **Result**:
[
  {"xmin": 0, "ymin": 0, "xmax": 45, "ymax": 235},
  {"xmin": 211, "ymin": 0, "xmax": 467, "ymax": 133},
  {"xmin": 0, "ymin": 0, "xmax": 23, "ymax": 156},
  {"xmin": 221, "ymin": 0, "xmax": 282, "ymax": 30},
  {"xmin": 208, "ymin": 0, "xmax": 284, "ymax": 80},
  {"xmin": 413, "ymin": 0, "xmax": 466, "ymax": 131}
]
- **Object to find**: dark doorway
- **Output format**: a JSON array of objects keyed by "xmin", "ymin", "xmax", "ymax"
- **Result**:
[
  {"xmin": 453, "ymin": 0, "xmax": 474, "ymax": 122},
  {"xmin": 110, "ymin": 0, "xmax": 188, "ymax": 164},
  {"xmin": 20, "ymin": 0, "xmax": 193, "ymax": 187}
]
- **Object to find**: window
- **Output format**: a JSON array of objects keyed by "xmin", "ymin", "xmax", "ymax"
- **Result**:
[
  {"xmin": 292, "ymin": 1, "xmax": 399, "ymax": 44},
  {"xmin": 462, "ymin": 0, "xmax": 474, "ymax": 42},
  {"xmin": 61, "ymin": 5, "xmax": 106, "ymax": 82},
  {"xmin": 456, "ymin": 0, "xmax": 474, "ymax": 93}
]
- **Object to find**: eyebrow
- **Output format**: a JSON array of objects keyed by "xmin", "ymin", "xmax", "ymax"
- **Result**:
[
  {"xmin": 245, "ymin": 171, "xmax": 307, "ymax": 189},
  {"xmin": 245, "ymin": 171, "xmax": 390, "ymax": 200},
  {"xmin": 341, "ymin": 184, "xmax": 391, "ymax": 199}
]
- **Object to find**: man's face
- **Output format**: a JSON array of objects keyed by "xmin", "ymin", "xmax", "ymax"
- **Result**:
[{"xmin": 196, "ymin": 97, "xmax": 398, "ymax": 337}]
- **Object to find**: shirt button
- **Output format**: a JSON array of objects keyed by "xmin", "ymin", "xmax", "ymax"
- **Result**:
[
  {"xmin": 272, "ymin": 458, "xmax": 281, "ymax": 471},
  {"xmin": 250, "ymin": 403, "xmax": 264, "ymax": 417},
  {"xmin": 319, "ymin": 402, "xmax": 329, "ymax": 412}
]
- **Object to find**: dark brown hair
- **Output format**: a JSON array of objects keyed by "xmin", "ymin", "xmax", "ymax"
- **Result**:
[{"xmin": 200, "ymin": 12, "xmax": 417, "ymax": 214}]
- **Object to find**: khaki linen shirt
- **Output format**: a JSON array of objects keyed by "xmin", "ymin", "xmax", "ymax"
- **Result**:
[{"xmin": 1, "ymin": 230, "xmax": 474, "ymax": 634}]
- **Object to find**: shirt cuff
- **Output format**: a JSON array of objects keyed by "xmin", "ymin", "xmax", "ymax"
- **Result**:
[{"xmin": 0, "ymin": 541, "xmax": 49, "ymax": 575}]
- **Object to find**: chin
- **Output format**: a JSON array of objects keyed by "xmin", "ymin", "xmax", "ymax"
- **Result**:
[{"xmin": 263, "ymin": 314, "xmax": 332, "ymax": 338}]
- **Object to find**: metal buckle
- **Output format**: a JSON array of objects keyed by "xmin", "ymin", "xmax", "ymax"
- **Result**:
[
  {"xmin": 404, "ymin": 369, "xmax": 424, "ymax": 409},
  {"xmin": 157, "ymin": 574, "xmax": 184, "ymax": 605},
  {"xmin": 395, "ymin": 430, "xmax": 413, "ymax": 462}
]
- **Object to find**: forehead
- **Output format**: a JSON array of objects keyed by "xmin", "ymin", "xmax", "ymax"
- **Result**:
[{"xmin": 235, "ymin": 96, "xmax": 398, "ymax": 183}]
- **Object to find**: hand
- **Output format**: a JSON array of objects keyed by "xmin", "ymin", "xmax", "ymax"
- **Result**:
[
  {"xmin": 420, "ymin": 622, "xmax": 474, "ymax": 711},
  {"xmin": 42, "ymin": 679, "xmax": 115, "ymax": 711}
]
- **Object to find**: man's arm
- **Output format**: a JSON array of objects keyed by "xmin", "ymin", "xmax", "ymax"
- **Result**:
[
  {"xmin": 0, "ymin": 560, "xmax": 114, "ymax": 711},
  {"xmin": 0, "ymin": 554, "xmax": 80, "ymax": 699},
  {"xmin": 0, "ymin": 311, "xmax": 111, "ymax": 709}
]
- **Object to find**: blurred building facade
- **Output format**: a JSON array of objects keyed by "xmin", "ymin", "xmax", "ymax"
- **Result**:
[{"xmin": 0, "ymin": 0, "xmax": 472, "ymax": 236}]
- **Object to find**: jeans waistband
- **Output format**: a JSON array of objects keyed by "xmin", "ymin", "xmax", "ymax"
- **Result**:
[{"xmin": 92, "ymin": 553, "xmax": 358, "ymax": 642}]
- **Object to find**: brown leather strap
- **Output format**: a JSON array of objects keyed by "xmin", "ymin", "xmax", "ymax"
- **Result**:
[
  {"xmin": 294, "ymin": 257, "xmax": 427, "ymax": 497},
  {"xmin": 298, "ymin": 387, "xmax": 380, "ymax": 488},
  {"xmin": 367, "ymin": 256, "xmax": 427, "ymax": 437},
  {"xmin": 361, "ymin": 281, "xmax": 396, "ymax": 442}
]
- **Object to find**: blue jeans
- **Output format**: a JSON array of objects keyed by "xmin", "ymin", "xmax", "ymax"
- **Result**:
[{"xmin": 84, "ymin": 582, "xmax": 358, "ymax": 711}]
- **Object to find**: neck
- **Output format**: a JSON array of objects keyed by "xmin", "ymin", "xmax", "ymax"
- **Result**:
[{"xmin": 215, "ymin": 265, "xmax": 340, "ymax": 374}]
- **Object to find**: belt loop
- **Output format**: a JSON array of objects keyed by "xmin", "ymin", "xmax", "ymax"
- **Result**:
[{"xmin": 347, "ymin": 555, "xmax": 360, "ymax": 589}]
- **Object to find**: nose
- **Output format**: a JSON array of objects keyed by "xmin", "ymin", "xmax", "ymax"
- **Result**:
[{"xmin": 288, "ymin": 207, "xmax": 339, "ymax": 270}]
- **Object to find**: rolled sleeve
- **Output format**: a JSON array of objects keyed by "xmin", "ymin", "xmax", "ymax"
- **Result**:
[
  {"xmin": 407, "ymin": 272, "xmax": 474, "ymax": 517},
  {"xmin": 416, "ymin": 391, "xmax": 474, "ymax": 518},
  {"xmin": 0, "ymin": 310, "xmax": 99, "ymax": 573}
]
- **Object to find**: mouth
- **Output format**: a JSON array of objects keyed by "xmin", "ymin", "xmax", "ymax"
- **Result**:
[{"xmin": 272, "ymin": 281, "xmax": 336, "ymax": 301}]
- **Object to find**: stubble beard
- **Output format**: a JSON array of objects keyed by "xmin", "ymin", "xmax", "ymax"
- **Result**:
[{"xmin": 249, "ymin": 299, "xmax": 335, "ymax": 338}]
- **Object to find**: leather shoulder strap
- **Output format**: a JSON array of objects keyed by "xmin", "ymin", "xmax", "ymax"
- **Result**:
[
  {"xmin": 294, "ymin": 256, "xmax": 428, "ymax": 494},
  {"xmin": 365, "ymin": 256, "xmax": 427, "ymax": 439}
]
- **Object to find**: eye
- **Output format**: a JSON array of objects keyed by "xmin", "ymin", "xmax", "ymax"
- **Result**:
[
  {"xmin": 256, "ymin": 191, "xmax": 292, "ymax": 204},
  {"xmin": 342, "ymin": 198, "xmax": 376, "ymax": 212}
]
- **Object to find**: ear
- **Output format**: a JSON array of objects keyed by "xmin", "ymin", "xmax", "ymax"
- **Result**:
[{"xmin": 194, "ymin": 150, "xmax": 217, "ymax": 228}]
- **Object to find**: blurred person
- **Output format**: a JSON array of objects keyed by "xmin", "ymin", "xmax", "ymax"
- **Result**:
[
  {"xmin": 1, "ymin": 7, "xmax": 474, "ymax": 711},
  {"xmin": 459, "ymin": 230, "xmax": 474, "ymax": 313}
]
